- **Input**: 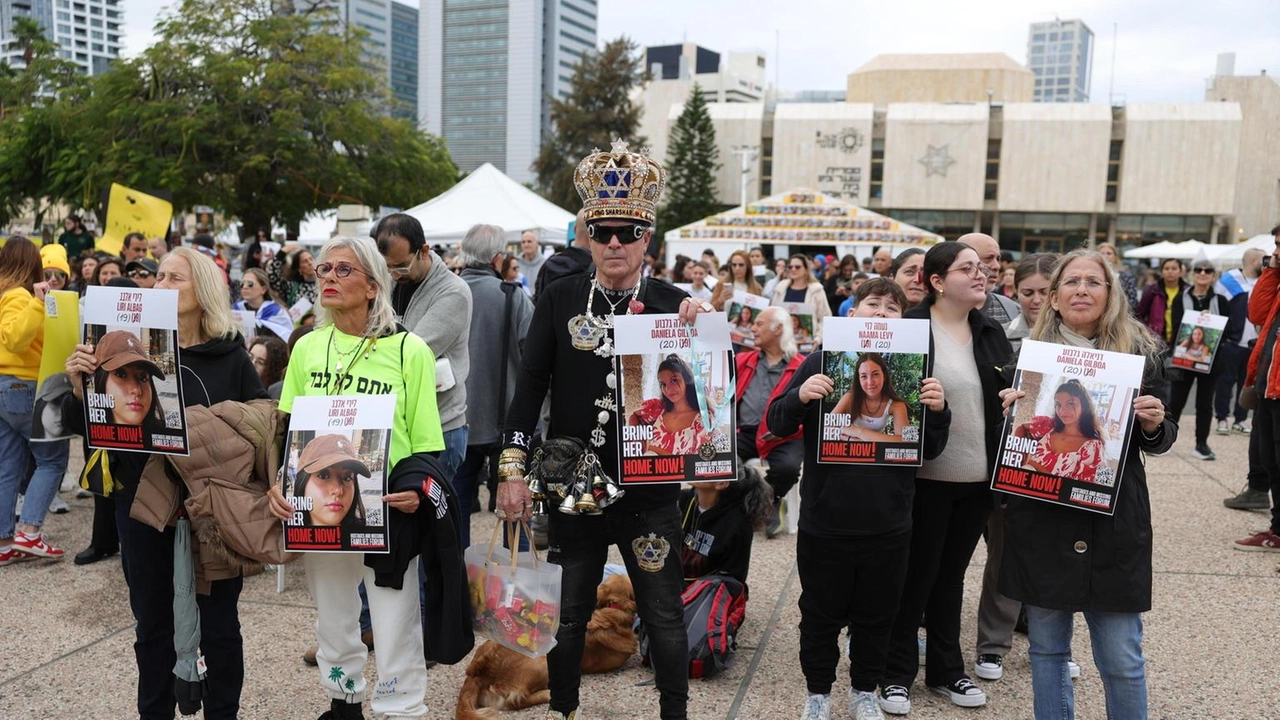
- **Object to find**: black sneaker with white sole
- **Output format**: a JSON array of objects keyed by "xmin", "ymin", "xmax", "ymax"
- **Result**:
[
  {"xmin": 1191, "ymin": 443, "xmax": 1216, "ymax": 461},
  {"xmin": 974, "ymin": 653, "xmax": 1003, "ymax": 681},
  {"xmin": 877, "ymin": 685, "xmax": 911, "ymax": 715},
  {"xmin": 929, "ymin": 677, "xmax": 987, "ymax": 708}
]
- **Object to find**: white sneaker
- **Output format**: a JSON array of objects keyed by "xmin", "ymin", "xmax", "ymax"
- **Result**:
[
  {"xmin": 974, "ymin": 653, "xmax": 1003, "ymax": 681},
  {"xmin": 1216, "ymin": 420, "xmax": 1230, "ymax": 435},
  {"xmin": 1068, "ymin": 660, "xmax": 1081, "ymax": 679},
  {"xmin": 49, "ymin": 495, "xmax": 69, "ymax": 514},
  {"xmin": 801, "ymin": 693, "xmax": 831, "ymax": 720},
  {"xmin": 849, "ymin": 689, "xmax": 885, "ymax": 720},
  {"xmin": 877, "ymin": 685, "xmax": 911, "ymax": 715}
]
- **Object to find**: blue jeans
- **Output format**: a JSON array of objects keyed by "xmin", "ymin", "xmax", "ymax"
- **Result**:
[
  {"xmin": 1026, "ymin": 606, "xmax": 1147, "ymax": 720},
  {"xmin": 358, "ymin": 426, "xmax": 469, "ymax": 635},
  {"xmin": 0, "ymin": 376, "xmax": 70, "ymax": 537}
]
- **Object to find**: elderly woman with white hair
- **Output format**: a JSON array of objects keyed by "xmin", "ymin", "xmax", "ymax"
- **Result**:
[{"xmin": 266, "ymin": 236, "xmax": 446, "ymax": 720}]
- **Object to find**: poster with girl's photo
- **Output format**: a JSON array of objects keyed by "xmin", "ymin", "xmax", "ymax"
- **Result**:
[
  {"xmin": 780, "ymin": 302, "xmax": 816, "ymax": 353},
  {"xmin": 80, "ymin": 286, "xmax": 188, "ymax": 455},
  {"xmin": 726, "ymin": 291, "xmax": 770, "ymax": 348},
  {"xmin": 1170, "ymin": 311, "xmax": 1227, "ymax": 374},
  {"xmin": 613, "ymin": 314, "xmax": 736, "ymax": 485},
  {"xmin": 32, "ymin": 291, "xmax": 79, "ymax": 442},
  {"xmin": 818, "ymin": 317, "xmax": 930, "ymax": 465},
  {"xmin": 282, "ymin": 395, "xmax": 393, "ymax": 553},
  {"xmin": 992, "ymin": 339, "xmax": 1145, "ymax": 515}
]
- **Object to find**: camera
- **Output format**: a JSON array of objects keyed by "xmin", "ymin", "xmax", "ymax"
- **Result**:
[{"xmin": 1265, "ymin": 255, "xmax": 1278, "ymax": 269}]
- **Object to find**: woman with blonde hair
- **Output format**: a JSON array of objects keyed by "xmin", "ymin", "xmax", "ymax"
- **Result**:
[
  {"xmin": 710, "ymin": 250, "xmax": 764, "ymax": 311},
  {"xmin": 266, "ymin": 236, "xmax": 445, "ymax": 720},
  {"xmin": 1000, "ymin": 248, "xmax": 1173, "ymax": 720},
  {"xmin": 235, "ymin": 267, "xmax": 293, "ymax": 342},
  {"xmin": 63, "ymin": 245, "xmax": 267, "ymax": 718}
]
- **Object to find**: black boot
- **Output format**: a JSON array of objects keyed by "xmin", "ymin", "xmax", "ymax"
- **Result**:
[{"xmin": 317, "ymin": 698, "xmax": 364, "ymax": 720}]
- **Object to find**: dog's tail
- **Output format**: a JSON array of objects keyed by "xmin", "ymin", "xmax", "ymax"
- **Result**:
[{"xmin": 454, "ymin": 676, "xmax": 500, "ymax": 720}]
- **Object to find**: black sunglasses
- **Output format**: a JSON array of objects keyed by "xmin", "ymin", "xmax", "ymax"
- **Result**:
[
  {"xmin": 128, "ymin": 269, "xmax": 153, "ymax": 278},
  {"xmin": 1192, "ymin": 267, "xmax": 1214, "ymax": 274},
  {"xmin": 587, "ymin": 221, "xmax": 648, "ymax": 245}
]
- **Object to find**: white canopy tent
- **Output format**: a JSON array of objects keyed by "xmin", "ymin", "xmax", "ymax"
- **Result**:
[
  {"xmin": 1210, "ymin": 233, "xmax": 1275, "ymax": 264},
  {"xmin": 663, "ymin": 188, "xmax": 942, "ymax": 264},
  {"xmin": 401, "ymin": 163, "xmax": 574, "ymax": 245},
  {"xmin": 1123, "ymin": 240, "xmax": 1198, "ymax": 260}
]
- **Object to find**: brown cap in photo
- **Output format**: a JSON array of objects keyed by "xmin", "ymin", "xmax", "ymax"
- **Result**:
[
  {"xmin": 95, "ymin": 330, "xmax": 165, "ymax": 379},
  {"xmin": 299, "ymin": 433, "xmax": 371, "ymax": 477}
]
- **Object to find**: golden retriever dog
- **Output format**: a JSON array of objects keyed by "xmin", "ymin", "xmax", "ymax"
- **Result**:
[{"xmin": 456, "ymin": 574, "xmax": 638, "ymax": 719}]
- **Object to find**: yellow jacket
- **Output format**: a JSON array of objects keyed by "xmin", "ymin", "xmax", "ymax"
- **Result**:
[{"xmin": 0, "ymin": 287, "xmax": 45, "ymax": 380}]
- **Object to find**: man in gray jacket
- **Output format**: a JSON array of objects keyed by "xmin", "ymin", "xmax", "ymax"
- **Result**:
[
  {"xmin": 374, "ymin": 213, "xmax": 473, "ymax": 477},
  {"xmin": 454, "ymin": 224, "xmax": 534, "ymax": 545}
]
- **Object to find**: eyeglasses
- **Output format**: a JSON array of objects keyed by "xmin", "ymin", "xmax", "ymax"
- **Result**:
[
  {"xmin": 315, "ymin": 262, "xmax": 368, "ymax": 279},
  {"xmin": 947, "ymin": 263, "xmax": 992, "ymax": 279},
  {"xmin": 128, "ymin": 269, "xmax": 153, "ymax": 279},
  {"xmin": 1192, "ymin": 267, "xmax": 1214, "ymax": 274},
  {"xmin": 587, "ymin": 221, "xmax": 648, "ymax": 245},
  {"xmin": 386, "ymin": 252, "xmax": 418, "ymax": 278},
  {"xmin": 1060, "ymin": 277, "xmax": 1109, "ymax": 291}
]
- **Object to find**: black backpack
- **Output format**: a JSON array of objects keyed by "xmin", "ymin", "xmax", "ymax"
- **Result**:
[{"xmin": 637, "ymin": 575, "xmax": 747, "ymax": 679}]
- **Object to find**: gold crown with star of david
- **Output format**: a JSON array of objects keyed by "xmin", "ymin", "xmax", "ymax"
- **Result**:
[{"xmin": 573, "ymin": 139, "xmax": 666, "ymax": 225}]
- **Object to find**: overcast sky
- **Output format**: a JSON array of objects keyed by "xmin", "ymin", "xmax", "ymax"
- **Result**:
[{"xmin": 124, "ymin": 0, "xmax": 1278, "ymax": 104}]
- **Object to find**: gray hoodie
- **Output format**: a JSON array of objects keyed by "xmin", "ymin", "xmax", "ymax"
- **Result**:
[{"xmin": 400, "ymin": 250, "xmax": 472, "ymax": 432}]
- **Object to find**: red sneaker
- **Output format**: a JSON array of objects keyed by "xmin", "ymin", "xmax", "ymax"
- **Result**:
[
  {"xmin": 0, "ymin": 547, "xmax": 37, "ymax": 566},
  {"xmin": 12, "ymin": 533, "xmax": 65, "ymax": 559},
  {"xmin": 1232, "ymin": 530, "xmax": 1280, "ymax": 552}
]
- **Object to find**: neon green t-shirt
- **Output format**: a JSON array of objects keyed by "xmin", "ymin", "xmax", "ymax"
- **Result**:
[{"xmin": 280, "ymin": 325, "xmax": 445, "ymax": 468}]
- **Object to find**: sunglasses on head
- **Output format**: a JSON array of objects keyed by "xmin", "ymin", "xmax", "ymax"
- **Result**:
[{"xmin": 587, "ymin": 221, "xmax": 648, "ymax": 245}]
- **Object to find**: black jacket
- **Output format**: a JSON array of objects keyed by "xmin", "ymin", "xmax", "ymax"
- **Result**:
[
  {"xmin": 678, "ymin": 488, "xmax": 753, "ymax": 587},
  {"xmin": 534, "ymin": 245, "xmax": 593, "ymax": 300},
  {"xmin": 1169, "ymin": 286, "xmax": 1229, "ymax": 375},
  {"xmin": 904, "ymin": 304, "xmax": 1013, "ymax": 483},
  {"xmin": 366, "ymin": 452, "xmax": 475, "ymax": 665},
  {"xmin": 999, "ymin": 355, "xmax": 1176, "ymax": 613},
  {"xmin": 768, "ymin": 350, "xmax": 952, "ymax": 538}
]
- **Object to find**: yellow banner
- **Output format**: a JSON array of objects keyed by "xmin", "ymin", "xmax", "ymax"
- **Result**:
[
  {"xmin": 33, "ymin": 290, "xmax": 80, "ymax": 442},
  {"xmin": 96, "ymin": 183, "xmax": 172, "ymax": 256}
]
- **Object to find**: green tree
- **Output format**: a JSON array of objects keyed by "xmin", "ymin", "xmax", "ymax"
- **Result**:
[
  {"xmin": 0, "ymin": 0, "xmax": 457, "ymax": 235},
  {"xmin": 661, "ymin": 84, "xmax": 720, "ymax": 232},
  {"xmin": 533, "ymin": 37, "xmax": 648, "ymax": 211}
]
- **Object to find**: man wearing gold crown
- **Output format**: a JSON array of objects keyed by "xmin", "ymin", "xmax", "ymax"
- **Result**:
[{"xmin": 496, "ymin": 141, "xmax": 710, "ymax": 720}]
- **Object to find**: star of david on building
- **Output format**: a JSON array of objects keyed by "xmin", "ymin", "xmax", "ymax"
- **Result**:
[{"xmin": 918, "ymin": 144, "xmax": 956, "ymax": 177}]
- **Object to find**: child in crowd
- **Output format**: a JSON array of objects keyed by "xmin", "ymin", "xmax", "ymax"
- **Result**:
[
  {"xmin": 678, "ymin": 465, "xmax": 773, "ymax": 589},
  {"xmin": 768, "ymin": 278, "xmax": 951, "ymax": 720}
]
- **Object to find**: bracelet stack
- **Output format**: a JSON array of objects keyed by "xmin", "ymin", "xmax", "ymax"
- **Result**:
[{"xmin": 497, "ymin": 448, "xmax": 527, "ymax": 482}]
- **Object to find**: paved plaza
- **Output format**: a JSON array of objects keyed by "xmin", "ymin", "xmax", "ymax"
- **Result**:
[{"xmin": 1, "ymin": 419, "xmax": 1277, "ymax": 720}]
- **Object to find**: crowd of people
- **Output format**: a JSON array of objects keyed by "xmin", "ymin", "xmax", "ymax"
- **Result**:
[{"xmin": 0, "ymin": 140, "xmax": 1277, "ymax": 720}]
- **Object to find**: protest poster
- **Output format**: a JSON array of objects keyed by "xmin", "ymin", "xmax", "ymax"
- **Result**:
[
  {"xmin": 991, "ymin": 339, "xmax": 1145, "ymax": 515},
  {"xmin": 1170, "ymin": 311, "xmax": 1227, "ymax": 374},
  {"xmin": 780, "ymin": 302, "xmax": 817, "ymax": 352},
  {"xmin": 726, "ymin": 291, "xmax": 770, "ymax": 348},
  {"xmin": 95, "ymin": 183, "xmax": 172, "ymax": 257},
  {"xmin": 230, "ymin": 309, "xmax": 258, "ymax": 349},
  {"xmin": 613, "ymin": 314, "xmax": 736, "ymax": 485},
  {"xmin": 81, "ymin": 286, "xmax": 188, "ymax": 455},
  {"xmin": 282, "ymin": 395, "xmax": 394, "ymax": 553},
  {"xmin": 818, "ymin": 317, "xmax": 930, "ymax": 465},
  {"xmin": 32, "ymin": 291, "xmax": 79, "ymax": 442},
  {"xmin": 288, "ymin": 296, "xmax": 313, "ymax": 325}
]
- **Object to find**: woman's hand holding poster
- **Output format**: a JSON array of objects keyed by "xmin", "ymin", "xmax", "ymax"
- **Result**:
[
  {"xmin": 992, "ymin": 339, "xmax": 1144, "ymax": 515},
  {"xmin": 282, "ymin": 395, "xmax": 394, "ymax": 553},
  {"xmin": 81, "ymin": 286, "xmax": 188, "ymax": 455},
  {"xmin": 818, "ymin": 317, "xmax": 930, "ymax": 466},
  {"xmin": 613, "ymin": 314, "xmax": 736, "ymax": 484},
  {"xmin": 1170, "ymin": 311, "xmax": 1227, "ymax": 374}
]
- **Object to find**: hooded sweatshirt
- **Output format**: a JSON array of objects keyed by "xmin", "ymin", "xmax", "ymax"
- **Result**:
[
  {"xmin": 768, "ymin": 351, "xmax": 953, "ymax": 538},
  {"xmin": 64, "ymin": 332, "xmax": 267, "ymax": 490},
  {"xmin": 679, "ymin": 487, "xmax": 754, "ymax": 587}
]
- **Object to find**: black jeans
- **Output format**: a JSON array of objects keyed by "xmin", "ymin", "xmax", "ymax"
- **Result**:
[
  {"xmin": 547, "ymin": 505, "xmax": 688, "ymax": 720},
  {"xmin": 115, "ymin": 486, "xmax": 244, "ymax": 720},
  {"xmin": 1214, "ymin": 343, "xmax": 1251, "ymax": 423},
  {"xmin": 797, "ymin": 529, "xmax": 912, "ymax": 694},
  {"xmin": 91, "ymin": 494, "xmax": 119, "ymax": 554},
  {"xmin": 737, "ymin": 425, "xmax": 803, "ymax": 500},
  {"xmin": 1246, "ymin": 421, "xmax": 1270, "ymax": 492},
  {"xmin": 1169, "ymin": 369, "xmax": 1221, "ymax": 446},
  {"xmin": 1255, "ymin": 399, "xmax": 1280, "ymax": 533},
  {"xmin": 883, "ymin": 479, "xmax": 991, "ymax": 689}
]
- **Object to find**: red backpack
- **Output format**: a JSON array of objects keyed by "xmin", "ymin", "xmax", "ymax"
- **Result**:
[{"xmin": 638, "ymin": 575, "xmax": 748, "ymax": 679}]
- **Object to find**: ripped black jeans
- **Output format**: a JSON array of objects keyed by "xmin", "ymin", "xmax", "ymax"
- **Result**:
[{"xmin": 546, "ymin": 505, "xmax": 689, "ymax": 720}]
